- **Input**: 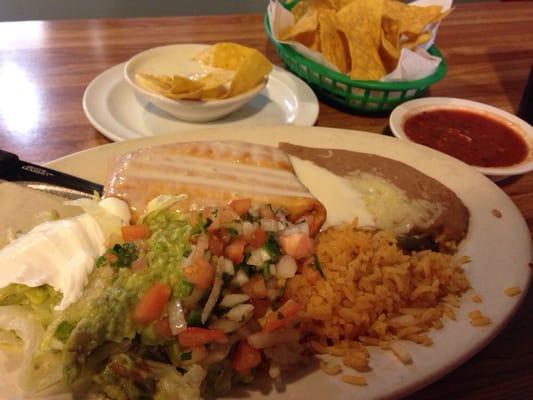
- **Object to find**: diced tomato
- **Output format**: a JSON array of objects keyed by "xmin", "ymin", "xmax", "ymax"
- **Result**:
[
  {"xmin": 208, "ymin": 235, "xmax": 224, "ymax": 257},
  {"xmin": 153, "ymin": 318, "xmax": 173, "ymax": 337},
  {"xmin": 204, "ymin": 206, "xmax": 239, "ymax": 231},
  {"xmin": 182, "ymin": 257, "xmax": 214, "ymax": 290},
  {"xmin": 241, "ymin": 275, "xmax": 267, "ymax": 299},
  {"xmin": 225, "ymin": 238, "xmax": 246, "ymax": 264},
  {"xmin": 132, "ymin": 282, "xmax": 171, "ymax": 326},
  {"xmin": 250, "ymin": 298, "xmax": 271, "ymax": 318},
  {"xmin": 263, "ymin": 299, "xmax": 303, "ymax": 332},
  {"xmin": 302, "ymin": 263, "xmax": 321, "ymax": 284},
  {"xmin": 231, "ymin": 340, "xmax": 262, "ymax": 375},
  {"xmin": 178, "ymin": 327, "xmax": 228, "ymax": 349},
  {"xmin": 279, "ymin": 233, "xmax": 315, "ymax": 259},
  {"xmin": 229, "ymin": 198, "xmax": 252, "ymax": 216},
  {"xmin": 248, "ymin": 227, "xmax": 267, "ymax": 249},
  {"xmin": 131, "ymin": 256, "xmax": 148, "ymax": 273},
  {"xmin": 121, "ymin": 224, "xmax": 151, "ymax": 241},
  {"xmin": 217, "ymin": 228, "xmax": 232, "ymax": 245}
]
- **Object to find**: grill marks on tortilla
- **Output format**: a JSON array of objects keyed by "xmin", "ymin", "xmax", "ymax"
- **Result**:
[
  {"xmin": 104, "ymin": 141, "xmax": 326, "ymax": 226},
  {"xmin": 279, "ymin": 142, "xmax": 470, "ymax": 246}
]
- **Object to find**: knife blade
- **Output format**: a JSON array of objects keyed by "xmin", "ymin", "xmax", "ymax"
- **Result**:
[{"xmin": 0, "ymin": 149, "xmax": 104, "ymax": 199}]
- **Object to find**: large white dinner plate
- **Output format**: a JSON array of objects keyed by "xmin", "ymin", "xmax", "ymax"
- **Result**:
[
  {"xmin": 6, "ymin": 126, "xmax": 532, "ymax": 399},
  {"xmin": 82, "ymin": 64, "xmax": 319, "ymax": 142}
]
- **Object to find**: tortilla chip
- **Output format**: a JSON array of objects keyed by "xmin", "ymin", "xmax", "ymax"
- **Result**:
[
  {"xmin": 317, "ymin": 9, "xmax": 350, "ymax": 73},
  {"xmin": 337, "ymin": 0, "xmax": 386, "ymax": 80},
  {"xmin": 380, "ymin": 16, "xmax": 401, "ymax": 72},
  {"xmin": 384, "ymin": 0, "xmax": 443, "ymax": 36},
  {"xmin": 229, "ymin": 50, "xmax": 272, "ymax": 96},
  {"xmin": 281, "ymin": 8, "xmax": 320, "ymax": 49}
]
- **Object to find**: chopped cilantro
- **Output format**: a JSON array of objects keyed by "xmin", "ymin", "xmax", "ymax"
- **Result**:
[
  {"xmin": 236, "ymin": 263, "xmax": 256, "ymax": 277},
  {"xmin": 186, "ymin": 309, "xmax": 203, "ymax": 327},
  {"xmin": 54, "ymin": 321, "xmax": 74, "ymax": 342},
  {"xmin": 180, "ymin": 351, "xmax": 192, "ymax": 361},
  {"xmin": 226, "ymin": 227, "xmax": 238, "ymax": 237},
  {"xmin": 95, "ymin": 255, "xmax": 106, "ymax": 268},
  {"xmin": 262, "ymin": 262, "xmax": 271, "ymax": 280},
  {"xmin": 312, "ymin": 255, "xmax": 325, "ymax": 278},
  {"xmin": 97, "ymin": 242, "xmax": 139, "ymax": 269},
  {"xmin": 191, "ymin": 215, "xmax": 213, "ymax": 235},
  {"xmin": 262, "ymin": 233, "xmax": 281, "ymax": 262},
  {"xmin": 272, "ymin": 282, "xmax": 287, "ymax": 310}
]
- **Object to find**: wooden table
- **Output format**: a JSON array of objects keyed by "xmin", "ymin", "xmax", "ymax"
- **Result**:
[{"xmin": 0, "ymin": 2, "xmax": 532, "ymax": 399}]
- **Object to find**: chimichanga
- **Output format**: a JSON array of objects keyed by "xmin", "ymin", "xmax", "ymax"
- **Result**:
[{"xmin": 104, "ymin": 141, "xmax": 326, "ymax": 235}]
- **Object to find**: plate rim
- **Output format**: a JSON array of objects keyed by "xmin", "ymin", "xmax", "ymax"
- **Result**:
[
  {"xmin": 34, "ymin": 125, "xmax": 533, "ymax": 399},
  {"xmin": 82, "ymin": 63, "xmax": 319, "ymax": 142}
]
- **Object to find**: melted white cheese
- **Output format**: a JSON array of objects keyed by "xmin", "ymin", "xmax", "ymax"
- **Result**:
[
  {"xmin": 0, "ymin": 197, "xmax": 130, "ymax": 310},
  {"xmin": 289, "ymin": 156, "xmax": 375, "ymax": 227}
]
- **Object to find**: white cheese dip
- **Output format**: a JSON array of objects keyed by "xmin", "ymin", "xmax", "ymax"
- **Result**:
[
  {"xmin": 0, "ymin": 197, "xmax": 130, "ymax": 310},
  {"xmin": 289, "ymin": 156, "xmax": 375, "ymax": 228}
]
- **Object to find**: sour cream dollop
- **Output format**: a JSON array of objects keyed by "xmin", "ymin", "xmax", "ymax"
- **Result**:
[{"xmin": 0, "ymin": 197, "xmax": 130, "ymax": 310}]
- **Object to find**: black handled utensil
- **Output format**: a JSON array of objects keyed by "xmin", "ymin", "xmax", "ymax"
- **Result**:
[{"xmin": 0, "ymin": 149, "xmax": 103, "ymax": 199}]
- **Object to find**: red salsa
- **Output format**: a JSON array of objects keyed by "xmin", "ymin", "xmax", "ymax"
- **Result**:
[{"xmin": 403, "ymin": 109, "xmax": 529, "ymax": 167}]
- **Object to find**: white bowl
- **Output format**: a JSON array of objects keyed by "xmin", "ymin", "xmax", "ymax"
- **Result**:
[
  {"xmin": 124, "ymin": 44, "xmax": 268, "ymax": 123},
  {"xmin": 389, "ymin": 97, "xmax": 533, "ymax": 179}
]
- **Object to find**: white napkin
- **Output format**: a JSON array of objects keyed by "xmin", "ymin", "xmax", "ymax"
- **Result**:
[{"xmin": 267, "ymin": 0, "xmax": 453, "ymax": 82}]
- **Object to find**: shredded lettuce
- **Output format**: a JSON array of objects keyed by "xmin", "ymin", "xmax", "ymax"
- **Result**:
[
  {"xmin": 0, "ymin": 284, "xmax": 62, "ymax": 325},
  {"xmin": 150, "ymin": 362, "xmax": 205, "ymax": 400},
  {"xmin": 0, "ymin": 305, "xmax": 65, "ymax": 395},
  {"xmin": 139, "ymin": 194, "xmax": 188, "ymax": 224}
]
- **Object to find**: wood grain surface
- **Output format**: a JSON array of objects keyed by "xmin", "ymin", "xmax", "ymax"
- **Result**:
[{"xmin": 0, "ymin": 2, "xmax": 532, "ymax": 399}]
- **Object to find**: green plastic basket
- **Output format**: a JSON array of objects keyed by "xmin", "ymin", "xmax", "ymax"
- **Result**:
[{"xmin": 264, "ymin": 2, "xmax": 447, "ymax": 113}]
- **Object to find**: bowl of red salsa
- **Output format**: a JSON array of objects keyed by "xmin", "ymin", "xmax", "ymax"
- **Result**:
[{"xmin": 389, "ymin": 97, "xmax": 533, "ymax": 179}]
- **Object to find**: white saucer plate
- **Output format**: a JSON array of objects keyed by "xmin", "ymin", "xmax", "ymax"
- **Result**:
[{"xmin": 83, "ymin": 64, "xmax": 319, "ymax": 142}]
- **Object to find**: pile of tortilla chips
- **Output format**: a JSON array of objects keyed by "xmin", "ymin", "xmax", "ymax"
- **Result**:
[
  {"xmin": 136, "ymin": 43, "xmax": 272, "ymax": 101},
  {"xmin": 280, "ymin": 0, "xmax": 450, "ymax": 80}
]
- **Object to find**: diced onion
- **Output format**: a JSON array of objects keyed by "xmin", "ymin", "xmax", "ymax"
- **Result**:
[
  {"xmin": 242, "ymin": 221, "xmax": 254, "ymax": 237},
  {"xmin": 280, "ymin": 222, "xmax": 309, "ymax": 237},
  {"xmin": 269, "ymin": 264, "xmax": 277, "ymax": 277},
  {"xmin": 201, "ymin": 258, "xmax": 224, "ymax": 324},
  {"xmin": 276, "ymin": 255, "xmax": 297, "ymax": 278},
  {"xmin": 261, "ymin": 218, "xmax": 279, "ymax": 232},
  {"xmin": 226, "ymin": 304, "xmax": 254, "ymax": 322},
  {"xmin": 248, "ymin": 204, "xmax": 260, "ymax": 218},
  {"xmin": 220, "ymin": 294, "xmax": 250, "ymax": 308},
  {"xmin": 231, "ymin": 270, "xmax": 249, "ymax": 287},
  {"xmin": 223, "ymin": 258, "xmax": 235, "ymax": 275},
  {"xmin": 247, "ymin": 248, "xmax": 271, "ymax": 267},
  {"xmin": 167, "ymin": 299, "xmax": 187, "ymax": 335}
]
